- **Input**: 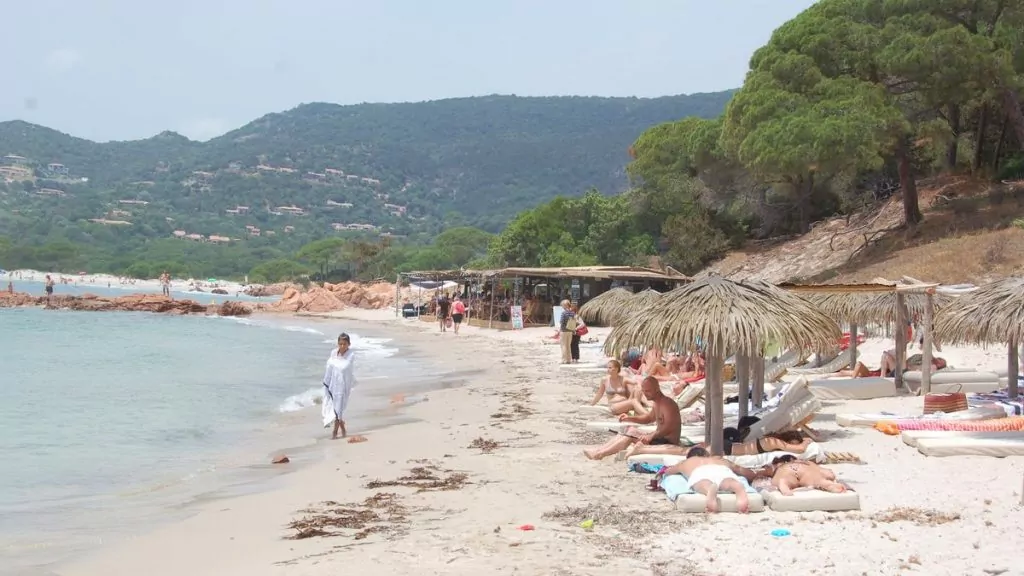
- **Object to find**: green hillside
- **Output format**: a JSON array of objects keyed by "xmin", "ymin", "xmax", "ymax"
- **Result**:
[{"xmin": 0, "ymin": 93, "xmax": 731, "ymax": 246}]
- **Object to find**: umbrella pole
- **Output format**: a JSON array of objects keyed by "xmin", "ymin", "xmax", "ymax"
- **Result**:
[
  {"xmin": 707, "ymin": 352, "xmax": 725, "ymax": 456},
  {"xmin": 849, "ymin": 323, "xmax": 859, "ymax": 370},
  {"xmin": 1009, "ymin": 339, "xmax": 1019, "ymax": 400},
  {"xmin": 894, "ymin": 293, "xmax": 908, "ymax": 392},
  {"xmin": 752, "ymin": 355, "xmax": 765, "ymax": 409},
  {"xmin": 736, "ymin": 354, "xmax": 750, "ymax": 421},
  {"xmin": 921, "ymin": 290, "xmax": 934, "ymax": 395}
]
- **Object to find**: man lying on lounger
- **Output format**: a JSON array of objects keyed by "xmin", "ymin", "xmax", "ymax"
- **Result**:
[
  {"xmin": 657, "ymin": 446, "xmax": 758, "ymax": 513},
  {"xmin": 583, "ymin": 376, "xmax": 681, "ymax": 460}
]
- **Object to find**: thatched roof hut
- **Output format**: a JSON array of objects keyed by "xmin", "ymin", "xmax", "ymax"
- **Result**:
[
  {"xmin": 603, "ymin": 277, "xmax": 841, "ymax": 455},
  {"xmin": 935, "ymin": 277, "xmax": 1024, "ymax": 398},
  {"xmin": 577, "ymin": 287, "xmax": 632, "ymax": 326}
]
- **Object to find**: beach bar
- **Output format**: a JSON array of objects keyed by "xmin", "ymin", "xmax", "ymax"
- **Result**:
[{"xmin": 399, "ymin": 265, "xmax": 687, "ymax": 330}]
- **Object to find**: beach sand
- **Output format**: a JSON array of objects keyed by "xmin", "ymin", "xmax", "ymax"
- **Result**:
[
  {"xmin": 5, "ymin": 269, "xmax": 248, "ymax": 295},
  {"xmin": 58, "ymin": 311, "xmax": 1024, "ymax": 576}
]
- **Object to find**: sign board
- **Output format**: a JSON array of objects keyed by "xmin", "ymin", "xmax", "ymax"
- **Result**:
[
  {"xmin": 570, "ymin": 280, "xmax": 581, "ymax": 304},
  {"xmin": 510, "ymin": 305, "xmax": 524, "ymax": 330}
]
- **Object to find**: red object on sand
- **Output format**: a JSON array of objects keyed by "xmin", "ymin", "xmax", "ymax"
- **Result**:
[{"xmin": 518, "ymin": 524, "xmax": 535, "ymax": 531}]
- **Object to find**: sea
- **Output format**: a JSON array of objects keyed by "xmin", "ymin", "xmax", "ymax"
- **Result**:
[{"xmin": 0, "ymin": 280, "xmax": 464, "ymax": 575}]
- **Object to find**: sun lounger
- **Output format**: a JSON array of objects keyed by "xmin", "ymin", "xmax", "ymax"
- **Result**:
[
  {"xmin": 675, "ymin": 492, "xmax": 766, "ymax": 513},
  {"xmin": 626, "ymin": 442, "xmax": 826, "ymax": 469},
  {"xmin": 837, "ymin": 405, "xmax": 1007, "ymax": 428},
  {"xmin": 788, "ymin": 348, "xmax": 857, "ymax": 375},
  {"xmin": 900, "ymin": 429, "xmax": 1024, "ymax": 448},
  {"xmin": 763, "ymin": 487, "xmax": 860, "ymax": 512},
  {"xmin": 807, "ymin": 377, "xmax": 897, "ymax": 400},
  {"xmin": 903, "ymin": 370, "xmax": 1001, "ymax": 394},
  {"xmin": 915, "ymin": 433, "xmax": 1024, "ymax": 457}
]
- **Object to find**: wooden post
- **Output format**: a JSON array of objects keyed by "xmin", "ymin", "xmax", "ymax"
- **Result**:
[
  {"xmin": 894, "ymin": 293, "xmax": 907, "ymax": 391},
  {"xmin": 1009, "ymin": 338, "xmax": 1019, "ymax": 399},
  {"xmin": 706, "ymin": 349, "xmax": 725, "ymax": 456},
  {"xmin": 736, "ymin": 354, "xmax": 750, "ymax": 421},
  {"xmin": 751, "ymin": 355, "xmax": 765, "ymax": 409},
  {"xmin": 921, "ymin": 289, "xmax": 935, "ymax": 395},
  {"xmin": 488, "ymin": 277, "xmax": 496, "ymax": 329},
  {"xmin": 394, "ymin": 273, "xmax": 401, "ymax": 317},
  {"xmin": 849, "ymin": 322, "xmax": 859, "ymax": 369}
]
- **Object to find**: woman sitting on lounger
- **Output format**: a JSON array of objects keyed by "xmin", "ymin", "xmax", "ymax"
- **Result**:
[
  {"xmin": 758, "ymin": 454, "xmax": 846, "ymax": 494},
  {"xmin": 589, "ymin": 360, "xmax": 647, "ymax": 415},
  {"xmin": 627, "ymin": 428, "xmax": 813, "ymax": 458}
]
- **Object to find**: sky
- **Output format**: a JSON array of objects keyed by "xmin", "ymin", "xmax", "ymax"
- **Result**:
[{"xmin": 0, "ymin": 0, "xmax": 817, "ymax": 143}]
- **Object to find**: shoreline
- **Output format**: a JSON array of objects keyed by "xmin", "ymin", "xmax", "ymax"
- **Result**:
[{"xmin": 39, "ymin": 310, "xmax": 1024, "ymax": 576}]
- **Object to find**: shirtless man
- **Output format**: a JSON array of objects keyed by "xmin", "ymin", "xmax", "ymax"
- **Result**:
[
  {"xmin": 583, "ymin": 377, "xmax": 681, "ymax": 460},
  {"xmin": 658, "ymin": 446, "xmax": 757, "ymax": 513}
]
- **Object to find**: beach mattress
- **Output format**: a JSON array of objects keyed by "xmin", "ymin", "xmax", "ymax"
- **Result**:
[
  {"xmin": 901, "ymin": 430, "xmax": 1024, "ymax": 447},
  {"xmin": 626, "ymin": 444, "xmax": 826, "ymax": 470},
  {"xmin": 837, "ymin": 405, "xmax": 1007, "ymax": 428},
  {"xmin": 876, "ymin": 416, "xmax": 1024, "ymax": 433},
  {"xmin": 808, "ymin": 377, "xmax": 896, "ymax": 400},
  {"xmin": 916, "ymin": 434, "xmax": 1024, "ymax": 457},
  {"xmin": 675, "ymin": 492, "xmax": 765, "ymax": 513},
  {"xmin": 764, "ymin": 488, "xmax": 860, "ymax": 512},
  {"xmin": 904, "ymin": 370, "xmax": 1000, "ymax": 385},
  {"xmin": 559, "ymin": 362, "xmax": 604, "ymax": 370},
  {"xmin": 578, "ymin": 405, "xmax": 612, "ymax": 415}
]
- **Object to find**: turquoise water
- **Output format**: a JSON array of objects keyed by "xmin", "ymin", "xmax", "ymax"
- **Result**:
[{"xmin": 0, "ymin": 305, "xmax": 454, "ymax": 575}]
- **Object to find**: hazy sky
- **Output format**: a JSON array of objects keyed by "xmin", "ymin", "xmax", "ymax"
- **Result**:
[{"xmin": 1, "ymin": 0, "xmax": 817, "ymax": 142}]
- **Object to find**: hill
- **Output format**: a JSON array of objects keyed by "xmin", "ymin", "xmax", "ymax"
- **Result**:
[
  {"xmin": 700, "ymin": 177, "xmax": 1024, "ymax": 284},
  {"xmin": 0, "ymin": 92, "xmax": 732, "ymax": 248}
]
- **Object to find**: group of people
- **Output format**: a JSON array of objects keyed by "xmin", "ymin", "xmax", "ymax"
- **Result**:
[
  {"xmin": 582, "ymin": 350, "xmax": 844, "ymax": 514},
  {"xmin": 435, "ymin": 292, "xmax": 467, "ymax": 334},
  {"xmin": 558, "ymin": 299, "xmax": 588, "ymax": 364}
]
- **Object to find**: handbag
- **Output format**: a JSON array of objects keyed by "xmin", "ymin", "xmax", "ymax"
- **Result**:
[
  {"xmin": 564, "ymin": 315, "xmax": 578, "ymax": 332},
  {"xmin": 923, "ymin": 391, "xmax": 967, "ymax": 414},
  {"xmin": 576, "ymin": 322, "xmax": 589, "ymax": 337}
]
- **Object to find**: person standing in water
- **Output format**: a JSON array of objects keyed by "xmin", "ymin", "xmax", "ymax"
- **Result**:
[
  {"xmin": 451, "ymin": 295, "xmax": 466, "ymax": 334},
  {"xmin": 44, "ymin": 274, "xmax": 54, "ymax": 304},
  {"xmin": 322, "ymin": 333, "xmax": 357, "ymax": 439}
]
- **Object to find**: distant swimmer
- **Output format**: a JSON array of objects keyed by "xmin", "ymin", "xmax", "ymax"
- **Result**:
[{"xmin": 322, "ymin": 333, "xmax": 357, "ymax": 440}]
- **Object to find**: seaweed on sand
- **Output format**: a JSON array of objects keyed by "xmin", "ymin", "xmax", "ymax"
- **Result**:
[
  {"xmin": 285, "ymin": 493, "xmax": 409, "ymax": 540},
  {"xmin": 365, "ymin": 465, "xmax": 470, "ymax": 493}
]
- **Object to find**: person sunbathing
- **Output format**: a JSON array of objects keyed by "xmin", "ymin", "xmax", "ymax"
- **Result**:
[
  {"xmin": 583, "ymin": 377, "xmax": 681, "ymax": 460},
  {"xmin": 589, "ymin": 360, "xmax": 646, "ymax": 415},
  {"xmin": 657, "ymin": 446, "xmax": 757, "ymax": 513},
  {"xmin": 826, "ymin": 354, "xmax": 947, "ymax": 379},
  {"xmin": 628, "ymin": 428, "xmax": 812, "ymax": 458},
  {"xmin": 760, "ymin": 454, "xmax": 846, "ymax": 494}
]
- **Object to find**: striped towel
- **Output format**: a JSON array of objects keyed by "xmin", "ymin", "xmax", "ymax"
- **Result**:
[{"xmin": 875, "ymin": 417, "xmax": 1024, "ymax": 435}]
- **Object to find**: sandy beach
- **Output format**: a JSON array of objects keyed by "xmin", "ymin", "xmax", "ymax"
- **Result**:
[
  {"xmin": 4, "ymin": 269, "xmax": 249, "ymax": 296},
  {"xmin": 56, "ymin": 310, "xmax": 1024, "ymax": 576}
]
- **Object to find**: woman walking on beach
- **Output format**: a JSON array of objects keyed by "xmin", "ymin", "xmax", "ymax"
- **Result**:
[{"xmin": 322, "ymin": 333, "xmax": 357, "ymax": 439}]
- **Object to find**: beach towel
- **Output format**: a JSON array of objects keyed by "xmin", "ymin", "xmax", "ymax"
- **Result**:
[
  {"xmin": 322, "ymin": 350, "xmax": 356, "ymax": 427},
  {"xmin": 659, "ymin": 473, "xmax": 756, "ymax": 502},
  {"xmin": 874, "ymin": 416, "xmax": 1024, "ymax": 435},
  {"xmin": 628, "ymin": 462, "xmax": 665, "ymax": 474}
]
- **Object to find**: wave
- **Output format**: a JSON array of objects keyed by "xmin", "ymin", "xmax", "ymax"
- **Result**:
[{"xmin": 278, "ymin": 387, "xmax": 323, "ymax": 412}]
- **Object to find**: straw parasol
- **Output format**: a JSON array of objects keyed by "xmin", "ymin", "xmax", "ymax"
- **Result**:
[
  {"xmin": 631, "ymin": 288, "xmax": 662, "ymax": 310},
  {"xmin": 577, "ymin": 287, "xmax": 633, "ymax": 326},
  {"xmin": 604, "ymin": 276, "xmax": 841, "ymax": 454},
  {"xmin": 934, "ymin": 277, "xmax": 1024, "ymax": 398}
]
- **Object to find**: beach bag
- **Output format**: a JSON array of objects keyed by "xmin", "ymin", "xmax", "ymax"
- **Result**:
[
  {"xmin": 576, "ymin": 321, "xmax": 589, "ymax": 337},
  {"xmin": 445, "ymin": 317, "xmax": 453, "ymax": 328},
  {"xmin": 923, "ymin": 391, "xmax": 967, "ymax": 414},
  {"xmin": 564, "ymin": 314, "xmax": 578, "ymax": 332}
]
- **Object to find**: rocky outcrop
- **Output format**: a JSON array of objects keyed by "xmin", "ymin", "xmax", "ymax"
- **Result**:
[
  {"xmin": 265, "ymin": 280, "xmax": 415, "ymax": 314},
  {"xmin": 0, "ymin": 291, "xmax": 252, "ymax": 316},
  {"xmin": 244, "ymin": 282, "xmax": 302, "ymax": 297}
]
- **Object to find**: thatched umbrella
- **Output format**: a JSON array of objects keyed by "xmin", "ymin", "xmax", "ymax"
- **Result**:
[
  {"xmin": 605, "ymin": 277, "xmax": 841, "ymax": 454},
  {"xmin": 631, "ymin": 288, "xmax": 662, "ymax": 309},
  {"xmin": 577, "ymin": 287, "xmax": 633, "ymax": 326},
  {"xmin": 935, "ymin": 277, "xmax": 1024, "ymax": 398}
]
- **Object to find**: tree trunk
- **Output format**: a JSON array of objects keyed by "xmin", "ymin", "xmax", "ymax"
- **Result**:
[
  {"xmin": 946, "ymin": 103, "xmax": 961, "ymax": 170},
  {"xmin": 896, "ymin": 136, "xmax": 923, "ymax": 226},
  {"xmin": 1000, "ymin": 87, "xmax": 1024, "ymax": 148},
  {"xmin": 994, "ymin": 113, "xmax": 1010, "ymax": 171},
  {"xmin": 973, "ymin": 104, "xmax": 988, "ymax": 172}
]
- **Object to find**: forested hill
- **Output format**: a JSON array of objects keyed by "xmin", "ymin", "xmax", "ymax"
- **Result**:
[{"xmin": 0, "ymin": 92, "xmax": 732, "ymax": 234}]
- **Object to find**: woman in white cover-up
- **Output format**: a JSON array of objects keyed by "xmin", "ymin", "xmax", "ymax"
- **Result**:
[{"xmin": 322, "ymin": 333, "xmax": 356, "ymax": 439}]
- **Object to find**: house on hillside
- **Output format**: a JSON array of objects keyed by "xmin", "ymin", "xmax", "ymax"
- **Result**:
[
  {"xmin": 119, "ymin": 199, "xmax": 149, "ymax": 206},
  {"xmin": 173, "ymin": 230, "xmax": 187, "ymax": 237},
  {"xmin": 326, "ymin": 200, "xmax": 353, "ymax": 208},
  {"xmin": 88, "ymin": 219, "xmax": 131, "ymax": 226},
  {"xmin": 3, "ymin": 155, "xmax": 28, "ymax": 166},
  {"xmin": 36, "ymin": 188, "xmax": 66, "ymax": 197},
  {"xmin": 46, "ymin": 163, "xmax": 68, "ymax": 176},
  {"xmin": 284, "ymin": 225, "xmax": 294, "ymax": 233},
  {"xmin": 275, "ymin": 205, "xmax": 305, "ymax": 215},
  {"xmin": 208, "ymin": 235, "xmax": 231, "ymax": 243},
  {"xmin": 361, "ymin": 177, "xmax": 380, "ymax": 186}
]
